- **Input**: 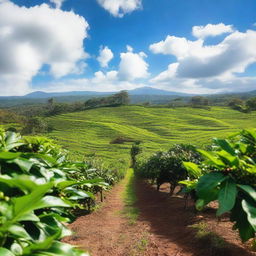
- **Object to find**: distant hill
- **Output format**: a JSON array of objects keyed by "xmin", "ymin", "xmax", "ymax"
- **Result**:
[
  {"xmin": 24, "ymin": 90, "xmax": 111, "ymax": 98},
  {"xmin": 0, "ymin": 86, "xmax": 255, "ymax": 108},
  {"xmin": 128, "ymin": 87, "xmax": 193, "ymax": 96},
  {"xmin": 24, "ymin": 87, "xmax": 192, "ymax": 98}
]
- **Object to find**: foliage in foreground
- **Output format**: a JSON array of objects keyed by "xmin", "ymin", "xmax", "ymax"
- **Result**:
[
  {"xmin": 182, "ymin": 129, "xmax": 256, "ymax": 242},
  {"xmin": 0, "ymin": 130, "xmax": 120, "ymax": 255}
]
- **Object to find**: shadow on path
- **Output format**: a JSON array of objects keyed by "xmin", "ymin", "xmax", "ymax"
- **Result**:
[{"xmin": 135, "ymin": 179, "xmax": 254, "ymax": 256}]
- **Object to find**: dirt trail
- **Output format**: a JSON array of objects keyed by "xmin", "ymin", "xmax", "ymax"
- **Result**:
[{"xmin": 65, "ymin": 176, "xmax": 255, "ymax": 256}]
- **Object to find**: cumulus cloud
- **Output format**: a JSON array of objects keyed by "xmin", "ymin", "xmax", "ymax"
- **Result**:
[
  {"xmin": 49, "ymin": 0, "xmax": 65, "ymax": 9},
  {"xmin": 0, "ymin": 1, "xmax": 89, "ymax": 95},
  {"xmin": 96, "ymin": 0, "xmax": 142, "ymax": 17},
  {"xmin": 149, "ymin": 36, "xmax": 223, "ymax": 60},
  {"xmin": 118, "ymin": 45, "xmax": 149, "ymax": 81},
  {"xmin": 36, "ymin": 46, "xmax": 149, "ymax": 93},
  {"xmin": 150, "ymin": 24, "xmax": 256, "ymax": 93},
  {"xmin": 192, "ymin": 23, "xmax": 234, "ymax": 39},
  {"xmin": 150, "ymin": 63, "xmax": 179, "ymax": 83},
  {"xmin": 97, "ymin": 46, "xmax": 114, "ymax": 68}
]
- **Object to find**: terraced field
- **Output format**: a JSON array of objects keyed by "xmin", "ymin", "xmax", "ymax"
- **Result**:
[{"xmin": 47, "ymin": 106, "xmax": 256, "ymax": 166}]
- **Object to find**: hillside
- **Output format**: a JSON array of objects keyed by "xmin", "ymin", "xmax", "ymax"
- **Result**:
[{"xmin": 47, "ymin": 106, "xmax": 256, "ymax": 166}]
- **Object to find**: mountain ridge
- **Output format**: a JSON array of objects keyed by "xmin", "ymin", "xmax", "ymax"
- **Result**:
[{"xmin": 23, "ymin": 87, "xmax": 193, "ymax": 98}]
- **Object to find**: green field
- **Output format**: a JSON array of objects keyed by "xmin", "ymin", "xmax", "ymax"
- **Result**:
[{"xmin": 47, "ymin": 106, "xmax": 256, "ymax": 166}]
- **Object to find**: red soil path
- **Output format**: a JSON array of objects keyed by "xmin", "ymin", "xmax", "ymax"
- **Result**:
[{"xmin": 65, "ymin": 178, "xmax": 256, "ymax": 256}]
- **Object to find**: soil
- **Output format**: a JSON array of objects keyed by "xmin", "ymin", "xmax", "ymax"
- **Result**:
[{"xmin": 64, "ymin": 178, "xmax": 256, "ymax": 256}]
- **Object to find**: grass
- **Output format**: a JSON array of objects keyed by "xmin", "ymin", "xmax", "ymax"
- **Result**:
[
  {"xmin": 122, "ymin": 168, "xmax": 139, "ymax": 225},
  {"xmin": 190, "ymin": 222, "xmax": 226, "ymax": 249},
  {"xmin": 46, "ymin": 105, "xmax": 256, "ymax": 166}
]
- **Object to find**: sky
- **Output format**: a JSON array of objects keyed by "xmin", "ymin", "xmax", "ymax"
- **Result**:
[{"xmin": 0, "ymin": 0, "xmax": 256, "ymax": 96}]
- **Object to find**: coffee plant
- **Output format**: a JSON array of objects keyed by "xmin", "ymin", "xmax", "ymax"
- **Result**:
[
  {"xmin": 0, "ymin": 130, "xmax": 118, "ymax": 255},
  {"xmin": 182, "ymin": 129, "xmax": 256, "ymax": 242},
  {"xmin": 135, "ymin": 144, "xmax": 201, "ymax": 194}
]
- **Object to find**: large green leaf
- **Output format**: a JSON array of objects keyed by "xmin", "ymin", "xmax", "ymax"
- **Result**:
[
  {"xmin": 182, "ymin": 161, "xmax": 202, "ymax": 178},
  {"xmin": 216, "ymin": 150, "xmax": 239, "ymax": 167},
  {"xmin": 8, "ymin": 224, "xmax": 32, "ymax": 240},
  {"xmin": 196, "ymin": 172, "xmax": 226, "ymax": 199},
  {"xmin": 242, "ymin": 200, "xmax": 256, "ymax": 231},
  {"xmin": 11, "ymin": 183, "xmax": 53, "ymax": 222},
  {"xmin": 33, "ymin": 196, "xmax": 71, "ymax": 210},
  {"xmin": 217, "ymin": 177, "xmax": 237, "ymax": 216},
  {"xmin": 0, "ymin": 152, "xmax": 21, "ymax": 160},
  {"xmin": 238, "ymin": 185, "xmax": 256, "ymax": 201},
  {"xmin": 22, "ymin": 231, "xmax": 61, "ymax": 255},
  {"xmin": 0, "ymin": 248, "xmax": 15, "ymax": 256},
  {"xmin": 230, "ymin": 198, "xmax": 255, "ymax": 242},
  {"xmin": 197, "ymin": 149, "xmax": 225, "ymax": 167},
  {"xmin": 11, "ymin": 158, "xmax": 34, "ymax": 173},
  {"xmin": 0, "ymin": 175, "xmax": 39, "ymax": 194},
  {"xmin": 213, "ymin": 138, "xmax": 236, "ymax": 156},
  {"xmin": 44, "ymin": 241, "xmax": 89, "ymax": 256}
]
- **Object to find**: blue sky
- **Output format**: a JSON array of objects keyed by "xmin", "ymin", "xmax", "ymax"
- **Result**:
[{"xmin": 0, "ymin": 0, "xmax": 256, "ymax": 95}]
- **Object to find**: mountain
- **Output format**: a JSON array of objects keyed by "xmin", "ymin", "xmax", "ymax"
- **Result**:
[
  {"xmin": 24, "ymin": 90, "xmax": 111, "ymax": 98},
  {"xmin": 128, "ymin": 87, "xmax": 192, "ymax": 96},
  {"xmin": 24, "ymin": 87, "xmax": 192, "ymax": 98}
]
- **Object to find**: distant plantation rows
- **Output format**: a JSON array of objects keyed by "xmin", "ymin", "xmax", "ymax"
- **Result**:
[{"xmin": 46, "ymin": 106, "xmax": 256, "ymax": 167}]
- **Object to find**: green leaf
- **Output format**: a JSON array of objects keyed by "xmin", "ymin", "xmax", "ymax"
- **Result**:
[
  {"xmin": 10, "ymin": 242, "xmax": 23, "ymax": 255},
  {"xmin": 182, "ymin": 162, "xmax": 202, "ymax": 178},
  {"xmin": 46, "ymin": 241, "xmax": 89, "ymax": 256},
  {"xmin": 0, "ymin": 248, "xmax": 15, "ymax": 256},
  {"xmin": 11, "ymin": 158, "xmax": 34, "ymax": 172},
  {"xmin": 22, "ymin": 231, "xmax": 61, "ymax": 255},
  {"xmin": 238, "ymin": 185, "xmax": 256, "ymax": 201},
  {"xmin": 8, "ymin": 224, "xmax": 32, "ymax": 240},
  {"xmin": 196, "ymin": 172, "xmax": 226, "ymax": 200},
  {"xmin": 18, "ymin": 212, "xmax": 40, "ymax": 222},
  {"xmin": 0, "ymin": 175, "xmax": 38, "ymax": 194},
  {"xmin": 230, "ymin": 198, "xmax": 254, "ymax": 242},
  {"xmin": 242, "ymin": 200, "xmax": 256, "ymax": 232},
  {"xmin": 195, "ymin": 199, "xmax": 206, "ymax": 211},
  {"xmin": 57, "ymin": 180, "xmax": 79, "ymax": 189},
  {"xmin": 216, "ymin": 150, "xmax": 238, "ymax": 166},
  {"xmin": 217, "ymin": 178, "xmax": 237, "ymax": 216},
  {"xmin": 198, "ymin": 149, "xmax": 225, "ymax": 167},
  {"xmin": 0, "ymin": 152, "xmax": 21, "ymax": 160},
  {"xmin": 34, "ymin": 196, "xmax": 71, "ymax": 209},
  {"xmin": 179, "ymin": 180, "xmax": 198, "ymax": 191},
  {"xmin": 246, "ymin": 166, "xmax": 256, "ymax": 174},
  {"xmin": 12, "ymin": 183, "xmax": 53, "ymax": 222},
  {"xmin": 213, "ymin": 138, "xmax": 236, "ymax": 156}
]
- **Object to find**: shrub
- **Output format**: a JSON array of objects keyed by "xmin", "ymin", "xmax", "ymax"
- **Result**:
[
  {"xmin": 0, "ymin": 130, "xmax": 120, "ymax": 255},
  {"xmin": 135, "ymin": 144, "xmax": 201, "ymax": 194},
  {"xmin": 110, "ymin": 136, "xmax": 136, "ymax": 144},
  {"xmin": 182, "ymin": 129, "xmax": 256, "ymax": 242}
]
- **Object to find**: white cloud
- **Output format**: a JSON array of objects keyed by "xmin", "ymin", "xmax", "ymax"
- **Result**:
[
  {"xmin": 0, "ymin": 1, "xmax": 89, "ymax": 96},
  {"xmin": 118, "ymin": 46, "xmax": 149, "ymax": 81},
  {"xmin": 97, "ymin": 46, "xmax": 114, "ymax": 68},
  {"xmin": 96, "ymin": 0, "xmax": 142, "ymax": 17},
  {"xmin": 150, "ymin": 63, "xmax": 179, "ymax": 83},
  {"xmin": 36, "ymin": 46, "xmax": 149, "ymax": 93},
  {"xmin": 149, "ymin": 36, "xmax": 223, "ymax": 60},
  {"xmin": 150, "ymin": 25, "xmax": 256, "ymax": 93},
  {"xmin": 192, "ymin": 23, "xmax": 234, "ymax": 39},
  {"xmin": 49, "ymin": 0, "xmax": 65, "ymax": 9}
]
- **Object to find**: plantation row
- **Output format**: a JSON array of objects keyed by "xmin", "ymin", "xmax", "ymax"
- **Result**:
[
  {"xmin": 0, "ymin": 130, "xmax": 123, "ymax": 255},
  {"xmin": 135, "ymin": 129, "xmax": 256, "ymax": 243}
]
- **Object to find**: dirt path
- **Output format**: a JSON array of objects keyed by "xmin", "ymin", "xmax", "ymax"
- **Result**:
[
  {"xmin": 65, "ymin": 174, "xmax": 255, "ymax": 256},
  {"xmin": 64, "ymin": 173, "xmax": 149, "ymax": 255}
]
